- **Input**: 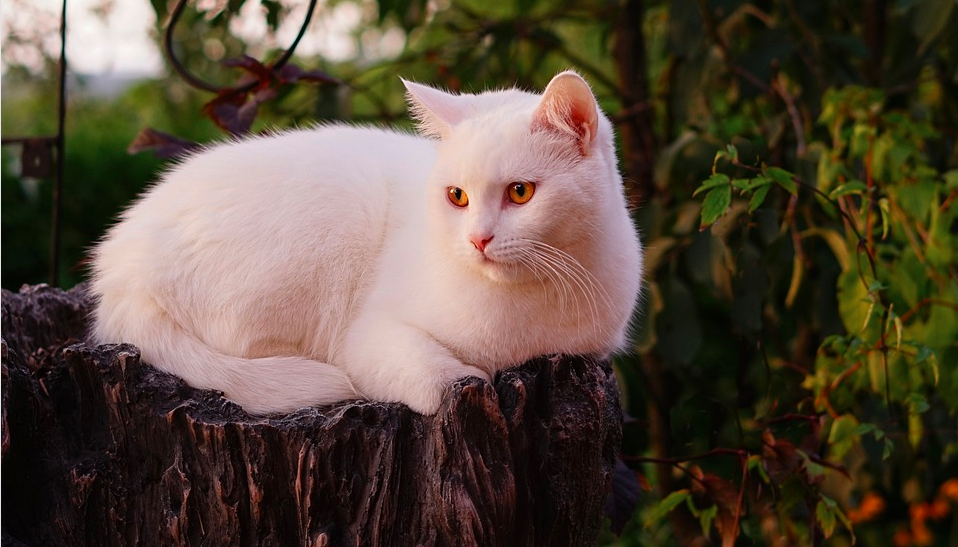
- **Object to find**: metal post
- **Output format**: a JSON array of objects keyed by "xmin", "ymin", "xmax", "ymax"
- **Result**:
[{"xmin": 50, "ymin": 0, "xmax": 68, "ymax": 286}]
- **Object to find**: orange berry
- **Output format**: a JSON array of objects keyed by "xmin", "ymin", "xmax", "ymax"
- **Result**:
[
  {"xmin": 860, "ymin": 492, "xmax": 885, "ymax": 516},
  {"xmin": 848, "ymin": 492, "xmax": 886, "ymax": 523},
  {"xmin": 910, "ymin": 502, "xmax": 930, "ymax": 522},
  {"xmin": 912, "ymin": 521, "xmax": 934, "ymax": 546},
  {"xmin": 928, "ymin": 497, "xmax": 949, "ymax": 520},
  {"xmin": 940, "ymin": 478, "xmax": 958, "ymax": 501},
  {"xmin": 892, "ymin": 527, "xmax": 912, "ymax": 547}
]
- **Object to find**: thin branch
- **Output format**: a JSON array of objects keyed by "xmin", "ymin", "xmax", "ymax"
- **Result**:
[
  {"xmin": 898, "ymin": 298, "xmax": 958, "ymax": 324},
  {"xmin": 625, "ymin": 447, "xmax": 747, "ymax": 466},
  {"xmin": 864, "ymin": 130, "xmax": 876, "ymax": 254},
  {"xmin": 818, "ymin": 361, "xmax": 863, "ymax": 419},
  {"xmin": 771, "ymin": 73, "xmax": 807, "ymax": 157},
  {"xmin": 163, "ymin": 0, "xmax": 319, "ymax": 94},
  {"xmin": 732, "ymin": 454, "xmax": 748, "ymax": 541}
]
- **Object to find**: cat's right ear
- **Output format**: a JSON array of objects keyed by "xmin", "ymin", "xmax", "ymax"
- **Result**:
[{"xmin": 402, "ymin": 79, "xmax": 470, "ymax": 140}]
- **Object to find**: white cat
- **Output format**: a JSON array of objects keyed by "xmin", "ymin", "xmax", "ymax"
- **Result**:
[{"xmin": 90, "ymin": 71, "xmax": 643, "ymax": 415}]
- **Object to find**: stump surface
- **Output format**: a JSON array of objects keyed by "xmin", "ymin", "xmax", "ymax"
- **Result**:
[{"xmin": 1, "ymin": 284, "xmax": 622, "ymax": 546}]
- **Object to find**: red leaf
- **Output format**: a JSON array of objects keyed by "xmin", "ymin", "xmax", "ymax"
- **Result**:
[
  {"xmin": 203, "ymin": 89, "xmax": 254, "ymax": 135},
  {"xmin": 127, "ymin": 127, "xmax": 198, "ymax": 158},
  {"xmin": 219, "ymin": 55, "xmax": 278, "ymax": 93},
  {"xmin": 689, "ymin": 465, "xmax": 742, "ymax": 547},
  {"xmin": 761, "ymin": 429, "xmax": 802, "ymax": 482},
  {"xmin": 799, "ymin": 414, "xmax": 826, "ymax": 453},
  {"xmin": 224, "ymin": 55, "xmax": 272, "ymax": 84},
  {"xmin": 278, "ymin": 63, "xmax": 342, "ymax": 85}
]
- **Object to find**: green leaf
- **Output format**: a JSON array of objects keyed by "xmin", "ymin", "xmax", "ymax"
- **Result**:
[
  {"xmin": 828, "ymin": 180, "xmax": 868, "ymax": 199},
  {"xmin": 909, "ymin": 412, "xmax": 924, "ymax": 449},
  {"xmin": 906, "ymin": 392, "xmax": 930, "ymax": 414},
  {"xmin": 764, "ymin": 166, "xmax": 797, "ymax": 194},
  {"xmin": 693, "ymin": 173, "xmax": 730, "ymax": 197},
  {"xmin": 944, "ymin": 169, "xmax": 958, "ymax": 191},
  {"xmin": 867, "ymin": 279, "xmax": 887, "ymax": 293},
  {"xmin": 726, "ymin": 143, "xmax": 739, "ymax": 162},
  {"xmin": 915, "ymin": 345, "xmax": 935, "ymax": 363},
  {"xmin": 748, "ymin": 183, "xmax": 771, "ymax": 212},
  {"xmin": 818, "ymin": 495, "xmax": 854, "ymax": 540},
  {"xmin": 878, "ymin": 197, "xmax": 890, "ymax": 240},
  {"xmin": 714, "ymin": 144, "xmax": 740, "ymax": 170},
  {"xmin": 645, "ymin": 489, "xmax": 691, "ymax": 527},
  {"xmin": 838, "ymin": 267, "xmax": 880, "ymax": 343},
  {"xmin": 856, "ymin": 423, "xmax": 895, "ymax": 459},
  {"xmin": 697, "ymin": 504, "xmax": 718, "ymax": 536},
  {"xmin": 828, "ymin": 414, "xmax": 860, "ymax": 460},
  {"xmin": 913, "ymin": 0, "xmax": 956, "ymax": 54},
  {"xmin": 889, "ymin": 178, "xmax": 937, "ymax": 222},
  {"xmin": 700, "ymin": 185, "xmax": 732, "ymax": 229},
  {"xmin": 149, "ymin": 0, "xmax": 170, "ymax": 20},
  {"xmin": 733, "ymin": 176, "xmax": 772, "ymax": 192},
  {"xmin": 855, "ymin": 422, "xmax": 883, "ymax": 439},
  {"xmin": 747, "ymin": 454, "xmax": 771, "ymax": 483},
  {"xmin": 893, "ymin": 314, "xmax": 903, "ymax": 350},
  {"xmin": 816, "ymin": 498, "xmax": 838, "ymax": 538},
  {"xmin": 262, "ymin": 0, "xmax": 283, "ymax": 31},
  {"xmin": 927, "ymin": 352, "xmax": 940, "ymax": 386},
  {"xmin": 914, "ymin": 346, "xmax": 940, "ymax": 385}
]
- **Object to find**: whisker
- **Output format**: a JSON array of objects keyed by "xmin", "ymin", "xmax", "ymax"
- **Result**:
[
  {"xmin": 514, "ymin": 247, "xmax": 573, "ymax": 318},
  {"xmin": 520, "ymin": 238, "xmax": 616, "ymax": 339},
  {"xmin": 532, "ymin": 247, "xmax": 600, "ymax": 334},
  {"xmin": 528, "ymin": 240, "xmax": 615, "ymax": 315}
]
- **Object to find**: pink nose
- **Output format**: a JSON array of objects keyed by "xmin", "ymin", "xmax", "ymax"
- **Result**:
[{"xmin": 470, "ymin": 234, "xmax": 494, "ymax": 252}]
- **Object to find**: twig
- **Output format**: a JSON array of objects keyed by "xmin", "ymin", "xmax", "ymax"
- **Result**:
[
  {"xmin": 732, "ymin": 454, "xmax": 748, "ymax": 541},
  {"xmin": 163, "ymin": 0, "xmax": 319, "ymax": 94},
  {"xmin": 864, "ymin": 130, "xmax": 876, "ymax": 253},
  {"xmin": 818, "ymin": 361, "xmax": 863, "ymax": 419},
  {"xmin": 626, "ymin": 447, "xmax": 748, "ymax": 466},
  {"xmin": 771, "ymin": 73, "xmax": 807, "ymax": 157},
  {"xmin": 898, "ymin": 298, "xmax": 958, "ymax": 324}
]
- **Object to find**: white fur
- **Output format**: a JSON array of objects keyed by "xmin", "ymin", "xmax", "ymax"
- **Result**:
[{"xmin": 90, "ymin": 71, "xmax": 643, "ymax": 415}]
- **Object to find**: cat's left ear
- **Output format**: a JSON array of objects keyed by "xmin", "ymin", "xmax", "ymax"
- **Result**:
[
  {"xmin": 532, "ymin": 71, "xmax": 599, "ymax": 155},
  {"xmin": 402, "ymin": 79, "xmax": 470, "ymax": 140}
]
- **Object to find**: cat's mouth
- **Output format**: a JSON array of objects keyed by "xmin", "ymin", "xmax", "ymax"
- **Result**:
[
  {"xmin": 469, "ymin": 247, "xmax": 503, "ymax": 269},
  {"xmin": 472, "ymin": 250, "xmax": 529, "ymax": 283}
]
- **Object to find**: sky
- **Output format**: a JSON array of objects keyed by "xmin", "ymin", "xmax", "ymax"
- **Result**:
[
  {"xmin": 1, "ymin": 0, "xmax": 164, "ymax": 75},
  {"xmin": 0, "ymin": 0, "xmax": 380, "ymax": 77}
]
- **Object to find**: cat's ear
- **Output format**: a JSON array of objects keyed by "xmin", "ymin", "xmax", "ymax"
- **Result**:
[
  {"xmin": 402, "ymin": 79, "xmax": 470, "ymax": 140},
  {"xmin": 532, "ymin": 71, "xmax": 599, "ymax": 154}
]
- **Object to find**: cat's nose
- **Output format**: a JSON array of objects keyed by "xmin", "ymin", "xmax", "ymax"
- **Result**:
[{"xmin": 470, "ymin": 234, "xmax": 494, "ymax": 252}]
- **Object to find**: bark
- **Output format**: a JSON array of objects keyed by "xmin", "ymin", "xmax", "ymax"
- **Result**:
[
  {"xmin": 1, "ymin": 284, "xmax": 623, "ymax": 547},
  {"xmin": 613, "ymin": 0, "xmax": 658, "ymax": 204}
]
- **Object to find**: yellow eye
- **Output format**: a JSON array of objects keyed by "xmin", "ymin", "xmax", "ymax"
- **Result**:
[
  {"xmin": 508, "ymin": 182, "xmax": 536, "ymax": 204},
  {"xmin": 447, "ymin": 186, "xmax": 469, "ymax": 207}
]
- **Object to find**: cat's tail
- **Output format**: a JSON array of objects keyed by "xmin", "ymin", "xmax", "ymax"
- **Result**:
[{"xmin": 90, "ymin": 291, "xmax": 359, "ymax": 415}]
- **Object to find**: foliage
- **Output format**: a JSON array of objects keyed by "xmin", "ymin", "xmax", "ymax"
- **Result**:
[
  {"xmin": 0, "ymin": 72, "xmax": 225, "ymax": 287},
  {"xmin": 681, "ymin": 87, "xmax": 957, "ymax": 546},
  {"xmin": 2, "ymin": 0, "xmax": 957, "ymax": 545}
]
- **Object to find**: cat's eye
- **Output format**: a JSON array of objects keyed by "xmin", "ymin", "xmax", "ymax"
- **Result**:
[
  {"xmin": 447, "ymin": 186, "xmax": 469, "ymax": 207},
  {"xmin": 508, "ymin": 182, "xmax": 536, "ymax": 204}
]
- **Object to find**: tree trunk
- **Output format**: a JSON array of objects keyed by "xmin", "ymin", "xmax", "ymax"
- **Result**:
[
  {"xmin": 613, "ymin": 0, "xmax": 658, "ymax": 205},
  {"xmin": 1, "ymin": 284, "xmax": 623, "ymax": 546}
]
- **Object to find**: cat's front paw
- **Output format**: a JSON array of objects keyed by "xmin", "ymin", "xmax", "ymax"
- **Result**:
[{"xmin": 406, "ymin": 363, "xmax": 491, "ymax": 415}]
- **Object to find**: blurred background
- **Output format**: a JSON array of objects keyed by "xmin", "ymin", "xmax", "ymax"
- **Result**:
[{"xmin": 2, "ymin": 1, "xmax": 957, "ymax": 545}]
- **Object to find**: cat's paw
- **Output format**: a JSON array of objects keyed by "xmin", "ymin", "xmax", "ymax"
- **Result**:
[{"xmin": 406, "ymin": 363, "xmax": 491, "ymax": 415}]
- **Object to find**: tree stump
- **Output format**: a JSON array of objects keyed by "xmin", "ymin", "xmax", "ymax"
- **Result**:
[{"xmin": 1, "ymin": 284, "xmax": 623, "ymax": 546}]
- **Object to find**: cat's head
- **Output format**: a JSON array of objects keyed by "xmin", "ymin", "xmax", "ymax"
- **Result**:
[{"xmin": 404, "ymin": 71, "xmax": 626, "ymax": 285}]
